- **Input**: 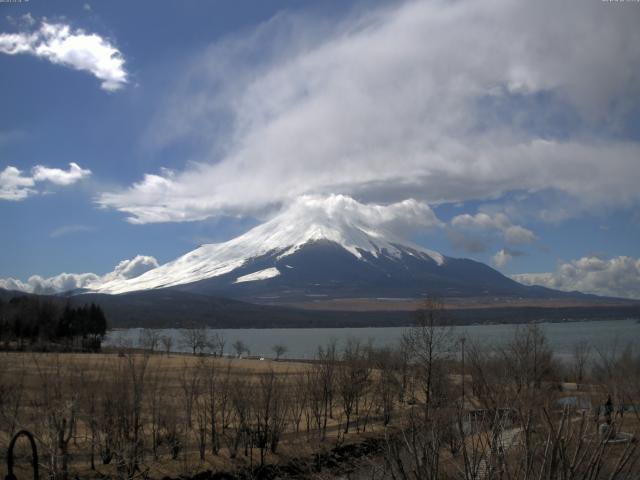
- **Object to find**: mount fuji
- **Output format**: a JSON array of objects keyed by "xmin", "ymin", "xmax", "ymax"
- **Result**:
[{"xmin": 90, "ymin": 195, "xmax": 557, "ymax": 302}]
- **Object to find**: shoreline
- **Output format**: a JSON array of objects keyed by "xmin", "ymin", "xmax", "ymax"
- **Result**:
[{"xmin": 106, "ymin": 315, "xmax": 640, "ymax": 331}]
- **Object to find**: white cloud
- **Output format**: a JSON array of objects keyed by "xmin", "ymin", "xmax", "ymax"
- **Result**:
[
  {"xmin": 451, "ymin": 212, "xmax": 536, "ymax": 245},
  {"xmin": 513, "ymin": 256, "xmax": 640, "ymax": 299},
  {"xmin": 286, "ymin": 194, "xmax": 443, "ymax": 235},
  {"xmin": 98, "ymin": 0, "xmax": 640, "ymax": 224},
  {"xmin": 0, "ymin": 255, "xmax": 159, "ymax": 295},
  {"xmin": 49, "ymin": 224, "xmax": 96, "ymax": 238},
  {"xmin": 107, "ymin": 255, "xmax": 160, "ymax": 281},
  {"xmin": 32, "ymin": 162, "xmax": 91, "ymax": 185},
  {"xmin": 492, "ymin": 249, "xmax": 512, "ymax": 269},
  {"xmin": 0, "ymin": 20, "xmax": 127, "ymax": 91},
  {"xmin": 21, "ymin": 13, "xmax": 35, "ymax": 27},
  {"xmin": 0, "ymin": 166, "xmax": 36, "ymax": 201},
  {"xmin": 0, "ymin": 162, "xmax": 91, "ymax": 201},
  {"xmin": 6, "ymin": 14, "xmax": 35, "ymax": 29},
  {"xmin": 0, "ymin": 272, "xmax": 101, "ymax": 295}
]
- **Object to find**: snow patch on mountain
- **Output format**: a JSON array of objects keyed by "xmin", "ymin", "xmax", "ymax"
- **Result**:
[
  {"xmin": 93, "ymin": 195, "xmax": 444, "ymax": 294},
  {"xmin": 235, "ymin": 267, "xmax": 280, "ymax": 284}
]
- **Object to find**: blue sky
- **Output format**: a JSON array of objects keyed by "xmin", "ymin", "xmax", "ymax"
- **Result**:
[{"xmin": 1, "ymin": 0, "xmax": 639, "ymax": 298}]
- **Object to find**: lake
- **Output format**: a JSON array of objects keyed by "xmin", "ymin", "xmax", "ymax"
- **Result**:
[{"xmin": 105, "ymin": 318, "xmax": 640, "ymax": 360}]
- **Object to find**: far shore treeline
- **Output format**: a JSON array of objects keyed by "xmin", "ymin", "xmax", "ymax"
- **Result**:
[{"xmin": 0, "ymin": 295, "xmax": 107, "ymax": 351}]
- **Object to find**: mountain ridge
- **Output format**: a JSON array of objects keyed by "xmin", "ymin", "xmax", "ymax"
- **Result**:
[
  {"xmin": 77, "ymin": 195, "xmax": 628, "ymax": 307},
  {"xmin": 92, "ymin": 195, "xmax": 446, "ymax": 295}
]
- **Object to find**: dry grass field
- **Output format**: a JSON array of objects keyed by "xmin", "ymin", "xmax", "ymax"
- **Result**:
[
  {"xmin": 1, "ymin": 319, "xmax": 639, "ymax": 479},
  {"xmin": 0, "ymin": 349, "xmax": 395, "ymax": 479}
]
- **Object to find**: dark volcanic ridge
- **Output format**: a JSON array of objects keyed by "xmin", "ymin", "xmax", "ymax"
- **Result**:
[{"xmin": 2, "ymin": 287, "xmax": 639, "ymax": 329}]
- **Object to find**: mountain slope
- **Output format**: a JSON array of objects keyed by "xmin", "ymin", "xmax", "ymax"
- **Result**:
[
  {"xmin": 90, "ymin": 195, "xmax": 566, "ymax": 301},
  {"xmin": 93, "ymin": 196, "xmax": 444, "ymax": 295},
  {"xmin": 166, "ymin": 240, "xmax": 551, "ymax": 301}
]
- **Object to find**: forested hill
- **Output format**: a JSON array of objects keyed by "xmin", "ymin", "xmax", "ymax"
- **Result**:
[{"xmin": 0, "ymin": 292, "xmax": 107, "ymax": 350}]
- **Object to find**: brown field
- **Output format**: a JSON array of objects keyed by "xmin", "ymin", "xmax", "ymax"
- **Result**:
[
  {"xmin": 1, "ymin": 319, "xmax": 639, "ymax": 480},
  {"xmin": 0, "ymin": 350, "xmax": 393, "ymax": 480},
  {"xmin": 270, "ymin": 295, "xmax": 640, "ymax": 312}
]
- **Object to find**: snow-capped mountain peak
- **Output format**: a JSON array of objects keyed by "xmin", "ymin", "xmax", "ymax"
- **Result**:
[{"xmin": 92, "ymin": 195, "xmax": 444, "ymax": 294}]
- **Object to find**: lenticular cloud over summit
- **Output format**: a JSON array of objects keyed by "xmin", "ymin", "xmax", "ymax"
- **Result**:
[{"xmin": 289, "ymin": 195, "xmax": 443, "ymax": 234}]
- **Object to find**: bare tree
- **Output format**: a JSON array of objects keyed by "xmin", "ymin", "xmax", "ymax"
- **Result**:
[
  {"xmin": 200, "ymin": 357, "xmax": 221, "ymax": 455},
  {"xmin": 372, "ymin": 347, "xmax": 401, "ymax": 426},
  {"xmin": 385, "ymin": 323, "xmax": 640, "ymax": 480},
  {"xmin": 160, "ymin": 335, "xmax": 173, "ymax": 356},
  {"xmin": 79, "ymin": 357, "xmax": 109, "ymax": 471},
  {"xmin": 306, "ymin": 367, "xmax": 326, "ymax": 439},
  {"xmin": 180, "ymin": 327, "xmax": 208, "ymax": 355},
  {"xmin": 290, "ymin": 372, "xmax": 308, "ymax": 433},
  {"xmin": 120, "ymin": 353, "xmax": 149, "ymax": 479},
  {"xmin": 146, "ymin": 365, "xmax": 167, "ymax": 461},
  {"xmin": 139, "ymin": 329, "xmax": 160, "ymax": 353},
  {"xmin": 35, "ymin": 355, "xmax": 80, "ymax": 480},
  {"xmin": 573, "ymin": 339, "xmax": 591, "ymax": 385},
  {"xmin": 251, "ymin": 369, "xmax": 288, "ymax": 465},
  {"xmin": 403, "ymin": 298, "xmax": 453, "ymax": 421},
  {"xmin": 316, "ymin": 339, "xmax": 337, "ymax": 438},
  {"xmin": 179, "ymin": 361, "xmax": 201, "ymax": 430},
  {"xmin": 337, "ymin": 338, "xmax": 370, "ymax": 433},
  {"xmin": 272, "ymin": 343, "xmax": 287, "ymax": 360},
  {"xmin": 0, "ymin": 353, "xmax": 25, "ymax": 438},
  {"xmin": 593, "ymin": 342, "xmax": 640, "ymax": 420},
  {"xmin": 5, "ymin": 331, "xmax": 640, "ymax": 480},
  {"xmin": 383, "ymin": 300, "xmax": 457, "ymax": 479},
  {"xmin": 232, "ymin": 339, "xmax": 249, "ymax": 358},
  {"xmin": 210, "ymin": 332, "xmax": 226, "ymax": 357},
  {"xmin": 228, "ymin": 377, "xmax": 250, "ymax": 459},
  {"xmin": 94, "ymin": 353, "xmax": 151, "ymax": 479},
  {"xmin": 193, "ymin": 362, "xmax": 209, "ymax": 461},
  {"xmin": 159, "ymin": 406, "xmax": 182, "ymax": 460},
  {"xmin": 503, "ymin": 323, "xmax": 554, "ymax": 393}
]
